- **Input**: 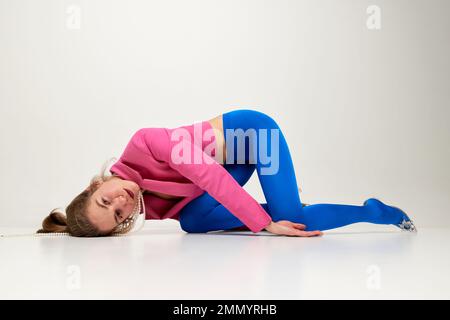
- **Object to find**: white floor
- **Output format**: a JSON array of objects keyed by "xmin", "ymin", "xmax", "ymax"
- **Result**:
[{"xmin": 1, "ymin": 223, "xmax": 449, "ymax": 299}]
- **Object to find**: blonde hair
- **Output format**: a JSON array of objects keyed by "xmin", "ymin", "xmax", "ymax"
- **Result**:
[{"xmin": 37, "ymin": 158, "xmax": 140, "ymax": 237}]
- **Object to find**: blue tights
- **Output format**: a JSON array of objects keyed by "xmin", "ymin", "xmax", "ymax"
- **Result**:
[{"xmin": 178, "ymin": 109, "xmax": 408, "ymax": 233}]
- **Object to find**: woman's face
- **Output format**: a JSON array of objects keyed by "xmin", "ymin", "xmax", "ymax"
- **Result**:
[{"xmin": 87, "ymin": 176, "xmax": 141, "ymax": 233}]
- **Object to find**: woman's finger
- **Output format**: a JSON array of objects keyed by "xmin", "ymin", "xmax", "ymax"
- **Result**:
[
  {"xmin": 293, "ymin": 223, "xmax": 306, "ymax": 230},
  {"xmin": 286, "ymin": 227, "xmax": 317, "ymax": 237},
  {"xmin": 279, "ymin": 220, "xmax": 306, "ymax": 230},
  {"xmin": 298, "ymin": 230, "xmax": 322, "ymax": 237},
  {"xmin": 274, "ymin": 223, "xmax": 323, "ymax": 237},
  {"xmin": 282, "ymin": 226, "xmax": 302, "ymax": 237}
]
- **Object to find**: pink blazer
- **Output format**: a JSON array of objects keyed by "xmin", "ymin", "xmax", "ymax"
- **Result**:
[{"xmin": 109, "ymin": 120, "xmax": 272, "ymax": 233}]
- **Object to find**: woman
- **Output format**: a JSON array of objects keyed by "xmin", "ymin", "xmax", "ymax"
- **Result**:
[{"xmin": 38, "ymin": 109, "xmax": 417, "ymax": 237}]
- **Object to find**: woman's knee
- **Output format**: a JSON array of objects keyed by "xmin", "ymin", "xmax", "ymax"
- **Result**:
[
  {"xmin": 179, "ymin": 212, "xmax": 204, "ymax": 233},
  {"xmin": 248, "ymin": 109, "xmax": 280, "ymax": 129},
  {"xmin": 179, "ymin": 213, "xmax": 195, "ymax": 233},
  {"xmin": 231, "ymin": 108, "xmax": 277, "ymax": 126}
]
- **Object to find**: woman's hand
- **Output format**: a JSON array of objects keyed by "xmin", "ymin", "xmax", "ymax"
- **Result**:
[{"xmin": 264, "ymin": 220, "xmax": 323, "ymax": 237}]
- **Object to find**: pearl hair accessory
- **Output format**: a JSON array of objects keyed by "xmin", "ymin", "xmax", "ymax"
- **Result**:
[{"xmin": 111, "ymin": 188, "xmax": 146, "ymax": 235}]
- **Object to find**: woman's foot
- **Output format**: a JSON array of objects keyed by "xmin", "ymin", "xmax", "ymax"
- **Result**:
[{"xmin": 363, "ymin": 198, "xmax": 418, "ymax": 232}]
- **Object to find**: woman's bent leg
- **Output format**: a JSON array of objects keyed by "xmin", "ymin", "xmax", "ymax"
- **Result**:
[
  {"xmin": 180, "ymin": 109, "xmax": 408, "ymax": 233},
  {"xmin": 223, "ymin": 109, "xmax": 408, "ymax": 231}
]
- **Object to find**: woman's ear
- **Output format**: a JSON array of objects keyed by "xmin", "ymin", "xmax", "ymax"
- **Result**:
[{"xmin": 86, "ymin": 178, "xmax": 102, "ymax": 192}]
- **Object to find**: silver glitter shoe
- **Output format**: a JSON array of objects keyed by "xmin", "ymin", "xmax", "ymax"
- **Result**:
[
  {"xmin": 393, "ymin": 206, "xmax": 418, "ymax": 233},
  {"xmin": 397, "ymin": 217, "xmax": 417, "ymax": 232}
]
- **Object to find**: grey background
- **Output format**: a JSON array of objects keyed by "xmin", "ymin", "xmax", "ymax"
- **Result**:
[{"xmin": 0, "ymin": 0, "xmax": 449, "ymax": 228}]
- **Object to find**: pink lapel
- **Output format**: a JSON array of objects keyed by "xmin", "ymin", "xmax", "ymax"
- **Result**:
[{"xmin": 110, "ymin": 160, "xmax": 202, "ymax": 197}]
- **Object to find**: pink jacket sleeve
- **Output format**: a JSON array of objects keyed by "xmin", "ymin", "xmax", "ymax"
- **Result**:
[{"xmin": 147, "ymin": 129, "xmax": 272, "ymax": 233}]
